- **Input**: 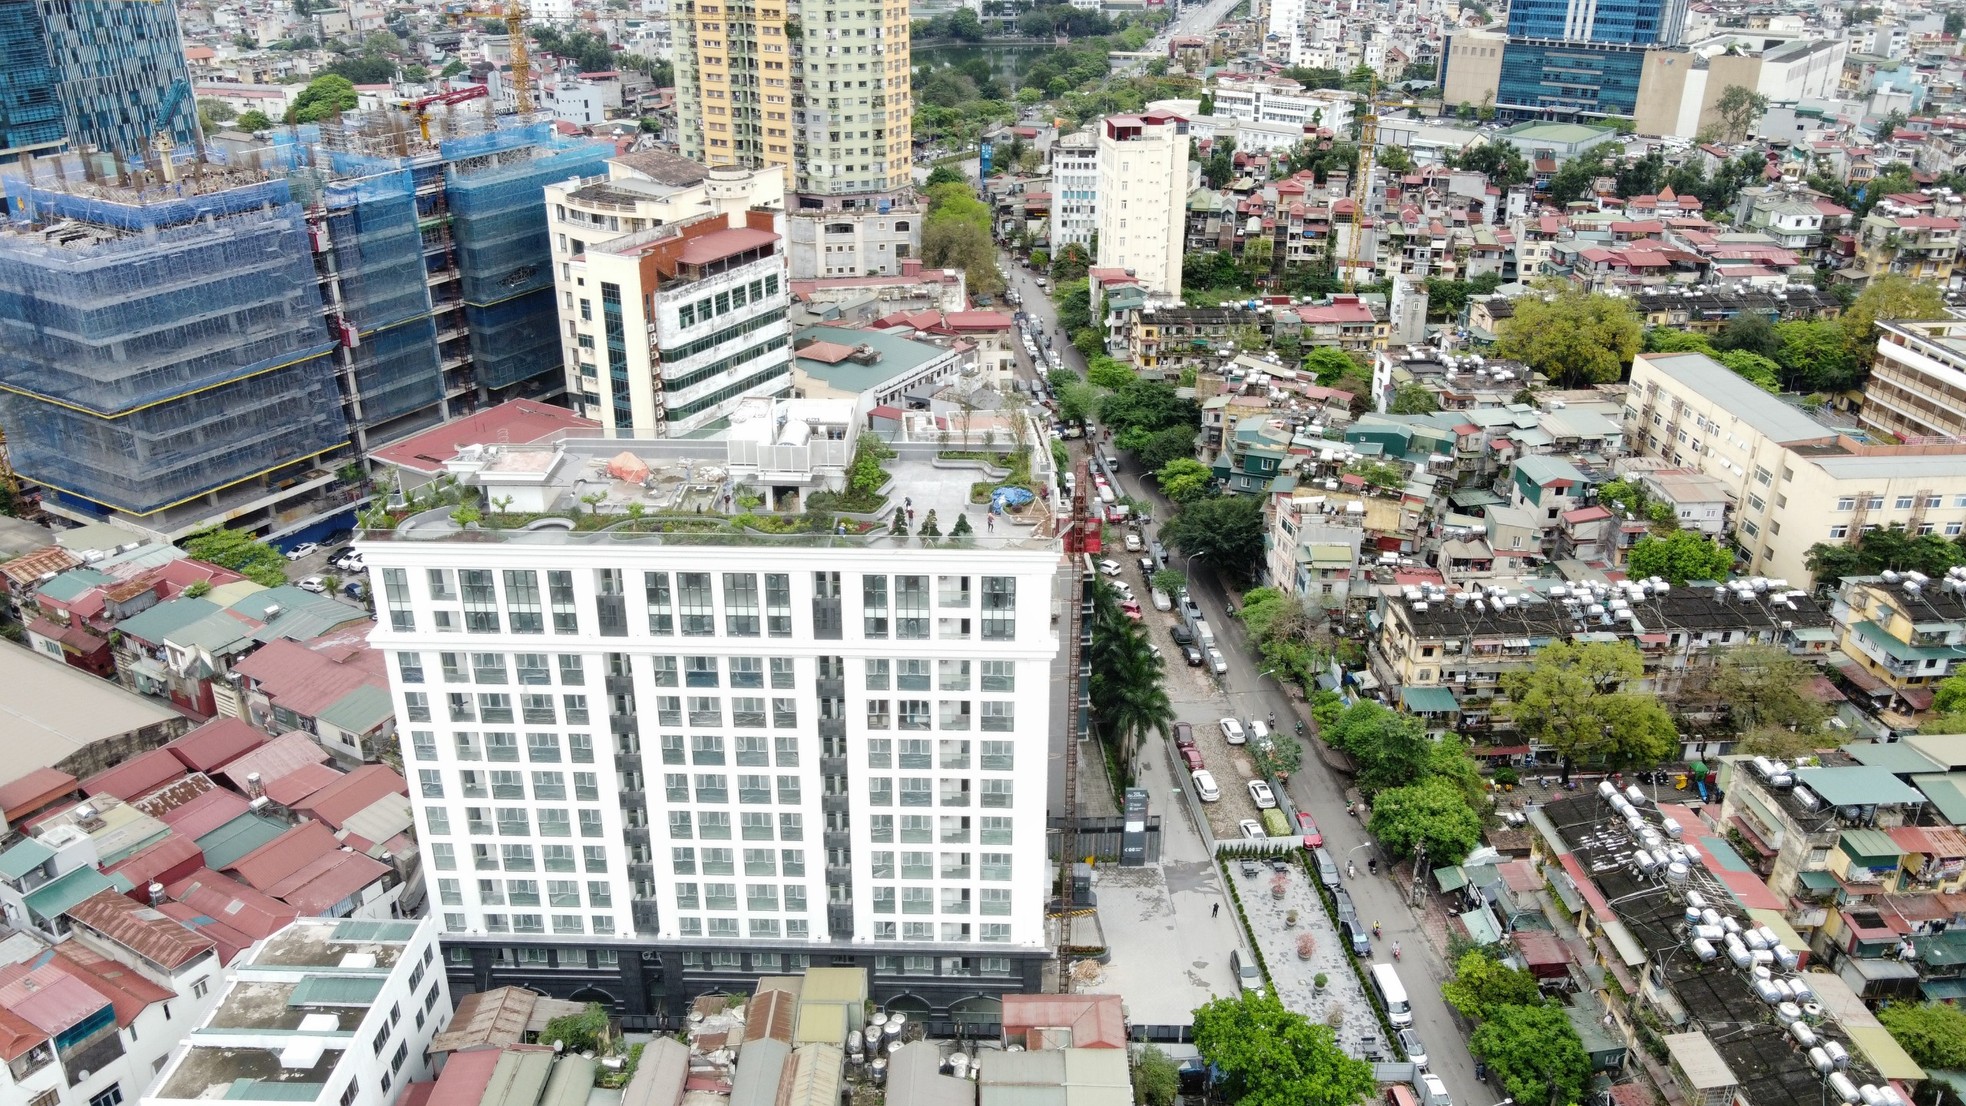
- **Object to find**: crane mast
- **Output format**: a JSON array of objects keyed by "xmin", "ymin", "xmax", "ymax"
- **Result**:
[{"xmin": 1345, "ymin": 78, "xmax": 1379, "ymax": 293}]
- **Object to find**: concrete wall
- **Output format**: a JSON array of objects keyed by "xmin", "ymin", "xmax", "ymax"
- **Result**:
[
  {"xmin": 1441, "ymin": 30, "xmax": 1505, "ymax": 110},
  {"xmin": 1635, "ymin": 48, "xmax": 1695, "ymax": 136}
]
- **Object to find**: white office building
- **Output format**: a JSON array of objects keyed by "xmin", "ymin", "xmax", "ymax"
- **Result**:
[
  {"xmin": 1096, "ymin": 111, "xmax": 1190, "ymax": 299},
  {"xmin": 361, "ymin": 403, "xmax": 1061, "ymax": 1023},
  {"xmin": 1051, "ymin": 129, "xmax": 1099, "ymax": 251},
  {"xmin": 143, "ymin": 917, "xmax": 449, "ymax": 1106}
]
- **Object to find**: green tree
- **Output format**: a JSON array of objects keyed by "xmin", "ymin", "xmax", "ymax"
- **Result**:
[
  {"xmin": 1087, "ymin": 355, "xmax": 1137, "ymax": 389},
  {"xmin": 285, "ymin": 74, "xmax": 359, "ymax": 123},
  {"xmin": 1472, "ymin": 1003, "xmax": 1592, "ymax": 1106},
  {"xmin": 1056, "ymin": 381, "xmax": 1102, "ymax": 425},
  {"xmin": 1879, "ymin": 1002, "xmax": 1966, "ymax": 1070},
  {"xmin": 1641, "ymin": 327, "xmax": 1715, "ymax": 354},
  {"xmin": 925, "ymin": 164, "xmax": 967, "ymax": 188},
  {"xmin": 1090, "ymin": 584, "xmax": 1172, "ymax": 784},
  {"xmin": 197, "ymin": 98, "xmax": 237, "ymax": 132},
  {"xmin": 1716, "ymin": 348, "xmax": 1782, "ymax": 392},
  {"xmin": 1843, "ymin": 272, "xmax": 1948, "ymax": 354},
  {"xmin": 1387, "ymin": 382, "xmax": 1440, "ymax": 414},
  {"xmin": 1133, "ymin": 1045, "xmax": 1180, "ymax": 1106},
  {"xmin": 1302, "ymin": 346, "xmax": 1364, "ymax": 386},
  {"xmin": 542, "ymin": 1003, "xmax": 611, "ymax": 1053},
  {"xmin": 1191, "ymin": 992, "xmax": 1375, "ymax": 1106},
  {"xmin": 1164, "ymin": 495, "xmax": 1267, "ymax": 583},
  {"xmin": 1714, "ymin": 311, "xmax": 1780, "ymax": 359},
  {"xmin": 1441, "ymin": 948, "xmax": 1544, "ymax": 1021},
  {"xmin": 1451, "ymin": 142, "xmax": 1531, "ymax": 189},
  {"xmin": 1704, "ymin": 643, "xmax": 1829, "ymax": 737},
  {"xmin": 1712, "ymin": 84, "xmax": 1770, "ymax": 143},
  {"xmin": 182, "ymin": 527, "xmax": 290, "ymax": 588},
  {"xmin": 1627, "ymin": 530, "xmax": 1734, "ymax": 584},
  {"xmin": 1054, "ymin": 278, "xmax": 1093, "ymax": 334},
  {"xmin": 1324, "ymin": 701, "xmax": 1430, "ymax": 797},
  {"xmin": 1498, "ymin": 640, "xmax": 1677, "ymax": 780},
  {"xmin": 1496, "ymin": 286, "xmax": 1642, "ymax": 387},
  {"xmin": 1367, "ymin": 776, "xmax": 1482, "ymax": 863},
  {"xmin": 1051, "ymin": 241, "xmax": 1092, "ymax": 282},
  {"xmin": 1936, "ymin": 672, "xmax": 1966, "ymax": 716},
  {"xmin": 1157, "ymin": 458, "xmax": 1213, "ymax": 503},
  {"xmin": 1772, "ymin": 319, "xmax": 1858, "ymax": 391},
  {"xmin": 440, "ymin": 59, "xmax": 468, "ymax": 78},
  {"xmin": 1103, "ymin": 380, "xmax": 1200, "ymax": 440},
  {"xmin": 237, "ymin": 109, "xmax": 273, "ymax": 131},
  {"xmin": 1804, "ymin": 524, "xmax": 1966, "ymax": 589},
  {"xmin": 1126, "ymin": 425, "xmax": 1200, "ymax": 472}
]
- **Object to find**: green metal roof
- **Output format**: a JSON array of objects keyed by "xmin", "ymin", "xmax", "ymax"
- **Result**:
[
  {"xmin": 1914, "ymin": 774, "xmax": 1966, "ymax": 823},
  {"xmin": 539, "ymin": 1055, "xmax": 599, "ymax": 1106},
  {"xmin": 196, "ymin": 812, "xmax": 290, "ymax": 869},
  {"xmin": 318, "ymin": 685, "xmax": 394, "ymax": 735},
  {"xmin": 35, "ymin": 568, "xmax": 115, "ymax": 603},
  {"xmin": 332, "ymin": 919, "xmax": 421, "ymax": 942},
  {"xmin": 1841, "ymin": 741, "xmax": 1943, "ymax": 775},
  {"xmin": 1797, "ymin": 869, "xmax": 1841, "ymax": 891},
  {"xmin": 1839, "ymin": 828, "xmax": 1903, "ymax": 865},
  {"xmin": 289, "ymin": 976, "xmax": 386, "ymax": 1007},
  {"xmin": 1401, "ymin": 686, "xmax": 1460, "ymax": 713},
  {"xmin": 115, "ymin": 596, "xmax": 223, "ymax": 645},
  {"xmin": 23, "ymin": 866, "xmax": 114, "ymax": 922},
  {"xmin": 1792, "ymin": 765, "xmax": 1926, "ymax": 808},
  {"xmin": 485, "ymin": 1050, "xmax": 555, "ymax": 1106},
  {"xmin": 1852, "ymin": 620, "xmax": 1966, "ymax": 662},
  {"xmin": 1434, "ymin": 865, "xmax": 1469, "ymax": 893},
  {"xmin": 0, "ymin": 838, "xmax": 54, "ymax": 881}
]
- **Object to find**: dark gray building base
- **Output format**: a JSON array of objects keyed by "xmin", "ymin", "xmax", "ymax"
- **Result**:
[{"xmin": 440, "ymin": 936, "xmax": 1050, "ymax": 1030}]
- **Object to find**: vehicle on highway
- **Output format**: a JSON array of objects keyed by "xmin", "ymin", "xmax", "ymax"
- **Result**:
[
  {"xmin": 1191, "ymin": 770, "xmax": 1221, "ymax": 802},
  {"xmin": 1173, "ymin": 722, "xmax": 1194, "ymax": 747},
  {"xmin": 1179, "ymin": 745, "xmax": 1204, "ymax": 771},
  {"xmin": 1208, "ymin": 648, "xmax": 1228, "ymax": 674},
  {"xmin": 1297, "ymin": 813, "xmax": 1323, "ymax": 848},
  {"xmin": 1229, "ymin": 947, "xmax": 1263, "ymax": 994},
  {"xmin": 1219, "ymin": 717, "xmax": 1245, "ymax": 744},
  {"xmin": 1237, "ymin": 819, "xmax": 1263, "ymax": 840},
  {"xmin": 1247, "ymin": 780, "xmax": 1276, "ymax": 809},
  {"xmin": 284, "ymin": 542, "xmax": 319, "ymax": 561}
]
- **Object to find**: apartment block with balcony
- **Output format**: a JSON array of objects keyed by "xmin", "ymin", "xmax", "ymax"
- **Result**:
[
  {"xmin": 1847, "ymin": 205, "xmax": 1961, "ymax": 288},
  {"xmin": 358, "ymin": 411, "xmax": 1060, "ymax": 1023},
  {"xmin": 1627, "ymin": 351, "xmax": 1966, "ymax": 586},
  {"xmin": 1863, "ymin": 318, "xmax": 1966, "ymax": 443},
  {"xmin": 1831, "ymin": 574, "xmax": 1966, "ymax": 717}
]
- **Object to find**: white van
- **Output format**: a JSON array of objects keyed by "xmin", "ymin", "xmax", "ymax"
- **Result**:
[
  {"xmin": 1196, "ymin": 621, "xmax": 1215, "ymax": 651},
  {"xmin": 1371, "ymin": 964, "xmax": 1413, "ymax": 1028}
]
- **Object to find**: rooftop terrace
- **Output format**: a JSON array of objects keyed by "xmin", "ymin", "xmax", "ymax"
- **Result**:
[{"xmin": 245, "ymin": 918, "xmax": 420, "ymax": 971}]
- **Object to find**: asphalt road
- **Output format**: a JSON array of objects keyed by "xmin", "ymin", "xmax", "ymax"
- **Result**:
[{"xmin": 1021, "ymin": 257, "xmax": 1491, "ymax": 1100}]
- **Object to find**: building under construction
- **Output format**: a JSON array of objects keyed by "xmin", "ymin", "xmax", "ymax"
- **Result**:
[{"xmin": 0, "ymin": 111, "xmax": 610, "ymax": 540}]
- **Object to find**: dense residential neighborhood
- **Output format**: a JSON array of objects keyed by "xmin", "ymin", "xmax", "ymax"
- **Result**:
[{"xmin": 12, "ymin": 0, "xmax": 1966, "ymax": 1102}]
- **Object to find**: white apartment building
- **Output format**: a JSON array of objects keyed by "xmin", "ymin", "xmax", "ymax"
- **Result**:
[
  {"xmin": 550, "ymin": 190, "xmax": 793, "ymax": 434},
  {"xmin": 1628, "ymin": 351, "xmax": 1966, "ymax": 586},
  {"xmin": 360, "ymin": 408, "xmax": 1060, "ymax": 1022},
  {"xmin": 1209, "ymin": 75, "xmax": 1355, "ymax": 135},
  {"xmin": 1096, "ymin": 112, "xmax": 1190, "ymax": 299},
  {"xmin": 1863, "ymin": 319, "xmax": 1966, "ymax": 443},
  {"xmin": 1051, "ymin": 129, "xmax": 1099, "ymax": 251},
  {"xmin": 144, "ymin": 917, "xmax": 449, "ymax": 1106}
]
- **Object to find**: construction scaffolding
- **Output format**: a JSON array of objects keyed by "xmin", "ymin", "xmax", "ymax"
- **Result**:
[
  {"xmin": 0, "ymin": 112, "xmax": 611, "ymax": 524},
  {"xmin": 0, "ymin": 171, "xmax": 348, "ymax": 515}
]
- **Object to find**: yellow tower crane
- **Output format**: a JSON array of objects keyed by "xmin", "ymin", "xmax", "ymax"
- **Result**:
[
  {"xmin": 1344, "ymin": 76, "xmax": 1379, "ymax": 293},
  {"xmin": 451, "ymin": 2, "xmax": 534, "ymax": 114}
]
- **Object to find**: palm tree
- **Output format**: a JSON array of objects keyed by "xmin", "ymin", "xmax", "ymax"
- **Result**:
[{"xmin": 1088, "ymin": 582, "xmax": 1174, "ymax": 786}]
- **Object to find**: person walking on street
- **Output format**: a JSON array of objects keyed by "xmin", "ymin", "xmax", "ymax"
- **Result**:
[{"xmin": 1211, "ymin": 902, "xmax": 1220, "ymax": 918}]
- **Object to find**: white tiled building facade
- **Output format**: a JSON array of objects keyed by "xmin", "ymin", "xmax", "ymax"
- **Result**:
[
  {"xmin": 1096, "ymin": 112, "xmax": 1190, "ymax": 299},
  {"xmin": 366, "ymin": 538, "xmax": 1057, "ymax": 1011}
]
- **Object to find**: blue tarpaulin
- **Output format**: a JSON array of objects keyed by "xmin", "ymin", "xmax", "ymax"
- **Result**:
[{"xmin": 990, "ymin": 486, "xmax": 1034, "ymax": 513}]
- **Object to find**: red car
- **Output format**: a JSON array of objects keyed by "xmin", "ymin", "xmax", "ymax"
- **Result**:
[
  {"xmin": 1298, "ymin": 812, "xmax": 1323, "ymax": 849},
  {"xmin": 1174, "ymin": 722, "xmax": 1195, "ymax": 748},
  {"xmin": 1179, "ymin": 746, "xmax": 1205, "ymax": 771}
]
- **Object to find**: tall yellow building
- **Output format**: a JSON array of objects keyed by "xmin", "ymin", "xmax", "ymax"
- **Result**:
[{"xmin": 672, "ymin": 0, "xmax": 919, "ymax": 279}]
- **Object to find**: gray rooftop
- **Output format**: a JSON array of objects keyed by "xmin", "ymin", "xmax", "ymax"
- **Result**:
[
  {"xmin": 1640, "ymin": 352, "xmax": 1836, "ymax": 445},
  {"xmin": 0, "ymin": 646, "xmax": 183, "ymax": 780}
]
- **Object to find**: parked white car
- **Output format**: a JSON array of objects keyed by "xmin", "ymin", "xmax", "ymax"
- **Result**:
[
  {"xmin": 1247, "ymin": 780, "xmax": 1277, "ymax": 809},
  {"xmin": 1209, "ymin": 648, "xmax": 1228, "ymax": 675},
  {"xmin": 1219, "ymin": 717, "xmax": 1245, "ymax": 745},
  {"xmin": 1191, "ymin": 770, "xmax": 1221, "ymax": 802}
]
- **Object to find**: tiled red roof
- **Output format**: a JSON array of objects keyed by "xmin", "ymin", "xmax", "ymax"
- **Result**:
[
  {"xmin": 82, "ymin": 749, "xmax": 187, "ymax": 801},
  {"xmin": 64, "ymin": 889, "xmax": 214, "ymax": 972},
  {"xmin": 164, "ymin": 718, "xmax": 267, "ymax": 773},
  {"xmin": 294, "ymin": 765, "xmax": 408, "ymax": 831}
]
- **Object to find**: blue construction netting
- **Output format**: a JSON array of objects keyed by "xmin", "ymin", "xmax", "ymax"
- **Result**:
[
  {"xmin": 448, "ymin": 140, "xmax": 610, "ymax": 304},
  {"xmin": 324, "ymin": 168, "xmax": 432, "ymax": 332},
  {"xmin": 0, "ymin": 199, "xmax": 333, "ymax": 413},
  {"xmin": 0, "ymin": 352, "xmax": 348, "ymax": 516},
  {"xmin": 466, "ymin": 289, "xmax": 562, "ymax": 391},
  {"xmin": 2, "ymin": 174, "xmax": 295, "ymax": 232},
  {"xmin": 439, "ymin": 121, "xmax": 555, "ymax": 161},
  {"xmin": 350, "ymin": 316, "xmax": 444, "ymax": 425}
]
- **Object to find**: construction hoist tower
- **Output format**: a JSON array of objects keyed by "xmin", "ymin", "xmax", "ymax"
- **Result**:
[{"xmin": 1345, "ymin": 77, "xmax": 1380, "ymax": 293}]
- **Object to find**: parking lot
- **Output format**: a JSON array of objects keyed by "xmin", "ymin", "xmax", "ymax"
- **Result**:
[{"xmin": 277, "ymin": 536, "xmax": 368, "ymax": 600}]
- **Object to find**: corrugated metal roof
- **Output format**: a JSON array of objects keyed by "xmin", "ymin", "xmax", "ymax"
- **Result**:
[
  {"xmin": 889, "ymin": 1041, "xmax": 976, "ymax": 1106},
  {"xmin": 786, "ymin": 1044, "xmax": 844, "ymax": 1106},
  {"xmin": 731, "ymin": 1037, "xmax": 791, "ymax": 1106},
  {"xmin": 318, "ymin": 685, "xmax": 394, "ymax": 735},
  {"xmin": 621, "ymin": 1036, "xmax": 690, "ymax": 1106},
  {"xmin": 0, "ymin": 838, "xmax": 54, "ymax": 880},
  {"xmin": 428, "ymin": 1047, "xmax": 505, "ymax": 1106},
  {"xmin": 196, "ymin": 813, "xmax": 290, "ymax": 870},
  {"xmin": 483, "ymin": 1049, "xmax": 555, "ymax": 1106},
  {"xmin": 23, "ymin": 866, "xmax": 116, "ymax": 922},
  {"xmin": 216, "ymin": 733, "xmax": 330, "ymax": 794},
  {"xmin": 65, "ymin": 889, "xmax": 215, "ymax": 970},
  {"xmin": 83, "ymin": 748, "xmax": 187, "ymax": 801},
  {"xmin": 165, "ymin": 718, "xmax": 267, "ymax": 773},
  {"xmin": 297, "ymin": 765, "xmax": 408, "ymax": 831},
  {"xmin": 539, "ymin": 1055, "xmax": 598, "ymax": 1106},
  {"xmin": 0, "ymin": 767, "xmax": 78, "ymax": 823}
]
